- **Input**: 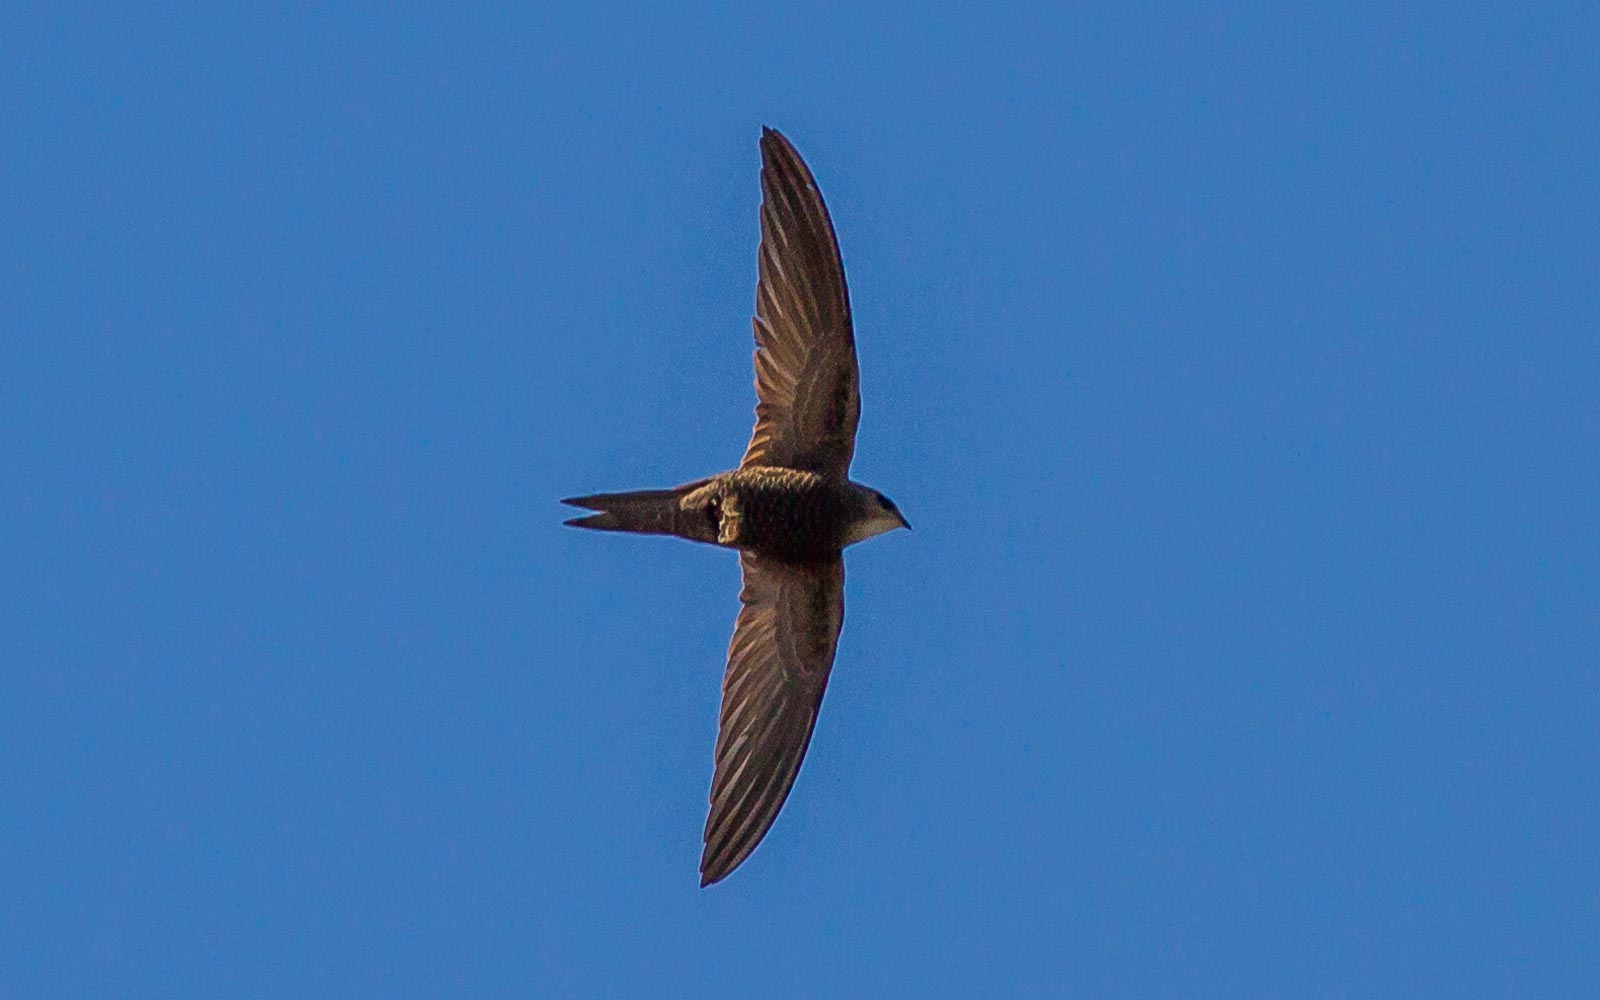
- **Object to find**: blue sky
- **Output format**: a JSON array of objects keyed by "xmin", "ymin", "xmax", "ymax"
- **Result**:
[{"xmin": 4, "ymin": 3, "xmax": 1596, "ymax": 997}]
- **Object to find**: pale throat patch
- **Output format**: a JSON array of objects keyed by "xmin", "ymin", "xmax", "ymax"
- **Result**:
[{"xmin": 843, "ymin": 510, "xmax": 903, "ymax": 546}]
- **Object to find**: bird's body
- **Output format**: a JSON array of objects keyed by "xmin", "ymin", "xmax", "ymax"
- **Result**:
[
  {"xmin": 563, "ymin": 127, "xmax": 907, "ymax": 886},
  {"xmin": 565, "ymin": 466, "xmax": 903, "ymax": 562}
]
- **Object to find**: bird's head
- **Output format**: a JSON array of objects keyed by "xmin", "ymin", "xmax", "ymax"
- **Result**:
[{"xmin": 844, "ymin": 487, "xmax": 911, "ymax": 546}]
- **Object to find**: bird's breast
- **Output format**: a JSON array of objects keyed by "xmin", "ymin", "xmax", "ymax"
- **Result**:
[{"xmin": 721, "ymin": 467, "xmax": 845, "ymax": 561}]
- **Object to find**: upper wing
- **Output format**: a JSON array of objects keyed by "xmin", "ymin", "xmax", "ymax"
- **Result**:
[
  {"xmin": 739, "ymin": 127, "xmax": 860, "ymax": 478},
  {"xmin": 700, "ymin": 552, "xmax": 845, "ymax": 886}
]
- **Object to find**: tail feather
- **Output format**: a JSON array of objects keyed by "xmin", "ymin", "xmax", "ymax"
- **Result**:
[{"xmin": 561, "ymin": 478, "xmax": 717, "ymax": 542}]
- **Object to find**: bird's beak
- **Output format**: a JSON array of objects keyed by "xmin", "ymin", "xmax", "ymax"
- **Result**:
[{"xmin": 898, "ymin": 512, "xmax": 912, "ymax": 531}]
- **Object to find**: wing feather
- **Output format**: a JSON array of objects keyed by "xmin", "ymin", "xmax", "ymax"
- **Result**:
[
  {"xmin": 700, "ymin": 552, "xmax": 845, "ymax": 886},
  {"xmin": 739, "ymin": 128, "xmax": 860, "ymax": 477}
]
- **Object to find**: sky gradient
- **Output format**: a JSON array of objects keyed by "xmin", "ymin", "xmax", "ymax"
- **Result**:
[{"xmin": 4, "ymin": 4, "xmax": 1597, "ymax": 997}]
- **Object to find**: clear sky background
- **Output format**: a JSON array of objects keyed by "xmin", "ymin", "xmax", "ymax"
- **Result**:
[{"xmin": 4, "ymin": 4, "xmax": 1596, "ymax": 997}]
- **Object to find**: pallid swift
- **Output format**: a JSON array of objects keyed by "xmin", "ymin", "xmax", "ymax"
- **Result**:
[{"xmin": 563, "ymin": 128, "xmax": 908, "ymax": 886}]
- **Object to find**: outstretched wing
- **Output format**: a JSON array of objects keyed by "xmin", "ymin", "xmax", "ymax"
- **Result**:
[
  {"xmin": 739, "ymin": 127, "xmax": 860, "ymax": 478},
  {"xmin": 700, "ymin": 552, "xmax": 845, "ymax": 886}
]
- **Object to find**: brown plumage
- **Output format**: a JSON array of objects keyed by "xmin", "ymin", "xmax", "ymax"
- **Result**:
[{"xmin": 562, "ymin": 127, "xmax": 909, "ymax": 887}]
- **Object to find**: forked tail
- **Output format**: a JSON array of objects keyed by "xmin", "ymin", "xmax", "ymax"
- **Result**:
[{"xmin": 561, "ymin": 478, "xmax": 718, "ymax": 543}]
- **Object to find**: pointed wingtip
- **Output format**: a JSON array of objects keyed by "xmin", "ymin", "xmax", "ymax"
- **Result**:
[
  {"xmin": 760, "ymin": 125, "xmax": 789, "ymax": 151},
  {"xmin": 699, "ymin": 843, "xmax": 731, "ymax": 887},
  {"xmin": 699, "ymin": 860, "xmax": 729, "ymax": 888}
]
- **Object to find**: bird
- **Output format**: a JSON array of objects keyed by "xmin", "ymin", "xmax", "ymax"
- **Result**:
[{"xmin": 562, "ymin": 127, "xmax": 909, "ymax": 886}]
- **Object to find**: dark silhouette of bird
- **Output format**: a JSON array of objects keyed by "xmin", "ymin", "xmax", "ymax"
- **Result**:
[{"xmin": 562, "ymin": 127, "xmax": 909, "ymax": 886}]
